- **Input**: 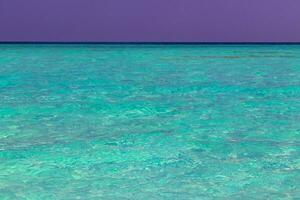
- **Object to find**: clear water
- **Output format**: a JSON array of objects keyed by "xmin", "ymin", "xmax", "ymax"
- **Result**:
[{"xmin": 0, "ymin": 44, "xmax": 300, "ymax": 199}]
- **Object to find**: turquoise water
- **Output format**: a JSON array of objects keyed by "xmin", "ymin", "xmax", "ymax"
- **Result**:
[{"xmin": 0, "ymin": 44, "xmax": 300, "ymax": 199}]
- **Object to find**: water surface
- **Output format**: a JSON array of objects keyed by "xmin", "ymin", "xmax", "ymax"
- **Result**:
[{"xmin": 0, "ymin": 44, "xmax": 300, "ymax": 199}]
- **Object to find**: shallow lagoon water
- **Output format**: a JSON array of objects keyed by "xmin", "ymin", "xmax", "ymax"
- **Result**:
[{"xmin": 0, "ymin": 44, "xmax": 300, "ymax": 199}]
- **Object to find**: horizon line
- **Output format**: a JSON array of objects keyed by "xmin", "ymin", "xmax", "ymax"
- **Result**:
[{"xmin": 1, "ymin": 42, "xmax": 300, "ymax": 45}]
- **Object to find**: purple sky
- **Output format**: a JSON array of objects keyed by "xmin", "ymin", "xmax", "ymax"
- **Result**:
[{"xmin": 0, "ymin": 0, "xmax": 300, "ymax": 42}]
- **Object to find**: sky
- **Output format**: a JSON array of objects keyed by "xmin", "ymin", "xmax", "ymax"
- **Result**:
[{"xmin": 0, "ymin": 0, "xmax": 300, "ymax": 42}]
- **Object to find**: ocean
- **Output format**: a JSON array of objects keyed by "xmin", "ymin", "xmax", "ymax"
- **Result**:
[{"xmin": 0, "ymin": 44, "xmax": 299, "ymax": 199}]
